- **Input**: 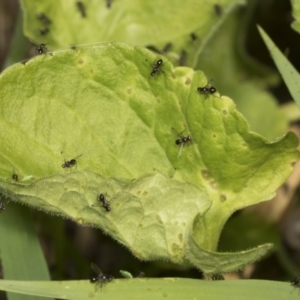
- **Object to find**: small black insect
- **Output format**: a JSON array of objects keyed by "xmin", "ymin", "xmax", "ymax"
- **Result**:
[
  {"xmin": 90, "ymin": 263, "xmax": 114, "ymax": 289},
  {"xmin": 175, "ymin": 134, "xmax": 192, "ymax": 146},
  {"xmin": 146, "ymin": 45, "xmax": 160, "ymax": 54},
  {"xmin": 61, "ymin": 153, "xmax": 83, "ymax": 169},
  {"xmin": 0, "ymin": 202, "xmax": 5, "ymax": 213},
  {"xmin": 197, "ymin": 80, "xmax": 216, "ymax": 97},
  {"xmin": 76, "ymin": 1, "xmax": 86, "ymax": 18},
  {"xmin": 290, "ymin": 274, "xmax": 300, "ymax": 295},
  {"xmin": 36, "ymin": 43, "xmax": 47, "ymax": 55},
  {"xmin": 98, "ymin": 194, "xmax": 111, "ymax": 212},
  {"xmin": 179, "ymin": 50, "xmax": 187, "ymax": 66},
  {"xmin": 136, "ymin": 271, "xmax": 145, "ymax": 278},
  {"xmin": 106, "ymin": 0, "xmax": 113, "ymax": 8},
  {"xmin": 37, "ymin": 13, "xmax": 52, "ymax": 25},
  {"xmin": 172, "ymin": 127, "xmax": 193, "ymax": 157},
  {"xmin": 12, "ymin": 171, "xmax": 18, "ymax": 181},
  {"xmin": 38, "ymin": 28, "xmax": 50, "ymax": 36},
  {"xmin": 151, "ymin": 59, "xmax": 163, "ymax": 76},
  {"xmin": 213, "ymin": 4, "xmax": 223, "ymax": 17},
  {"xmin": 31, "ymin": 40, "xmax": 48, "ymax": 55},
  {"xmin": 190, "ymin": 32, "xmax": 197, "ymax": 41},
  {"xmin": 161, "ymin": 43, "xmax": 172, "ymax": 54}
]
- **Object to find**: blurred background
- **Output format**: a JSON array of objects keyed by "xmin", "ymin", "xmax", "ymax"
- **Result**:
[{"xmin": 1, "ymin": 0, "xmax": 300, "ymax": 298}]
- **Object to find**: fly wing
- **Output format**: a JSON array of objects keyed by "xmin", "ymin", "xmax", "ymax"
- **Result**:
[
  {"xmin": 171, "ymin": 126, "xmax": 186, "ymax": 137},
  {"xmin": 91, "ymin": 263, "xmax": 103, "ymax": 276},
  {"xmin": 171, "ymin": 127, "xmax": 180, "ymax": 136},
  {"xmin": 74, "ymin": 154, "xmax": 83, "ymax": 160}
]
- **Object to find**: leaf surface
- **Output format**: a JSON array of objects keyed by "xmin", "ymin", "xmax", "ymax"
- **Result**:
[
  {"xmin": 0, "ymin": 171, "xmax": 211, "ymax": 264},
  {"xmin": 0, "ymin": 42, "xmax": 298, "ymax": 272},
  {"xmin": 21, "ymin": 0, "xmax": 246, "ymax": 49},
  {"xmin": 191, "ymin": 8, "xmax": 286, "ymax": 140}
]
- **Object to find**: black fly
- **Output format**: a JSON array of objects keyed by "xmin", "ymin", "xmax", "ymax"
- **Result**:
[
  {"xmin": 179, "ymin": 50, "xmax": 187, "ymax": 66},
  {"xmin": 61, "ymin": 153, "xmax": 82, "ymax": 169},
  {"xmin": 136, "ymin": 271, "xmax": 145, "ymax": 278},
  {"xmin": 36, "ymin": 43, "xmax": 48, "ymax": 55},
  {"xmin": 98, "ymin": 194, "xmax": 111, "ymax": 212},
  {"xmin": 105, "ymin": 0, "xmax": 113, "ymax": 8},
  {"xmin": 161, "ymin": 43, "xmax": 172, "ymax": 54},
  {"xmin": 190, "ymin": 33, "xmax": 197, "ymax": 41},
  {"xmin": 37, "ymin": 13, "xmax": 52, "ymax": 25},
  {"xmin": 172, "ymin": 127, "xmax": 193, "ymax": 157},
  {"xmin": 76, "ymin": 2, "xmax": 86, "ymax": 18},
  {"xmin": 151, "ymin": 59, "xmax": 163, "ymax": 76},
  {"xmin": 197, "ymin": 80, "xmax": 216, "ymax": 98},
  {"xmin": 213, "ymin": 4, "xmax": 223, "ymax": 17},
  {"xmin": 38, "ymin": 28, "xmax": 50, "ymax": 36},
  {"xmin": 30, "ymin": 39, "xmax": 48, "ymax": 55},
  {"xmin": 90, "ymin": 263, "xmax": 114, "ymax": 289},
  {"xmin": 290, "ymin": 273, "xmax": 300, "ymax": 295},
  {"xmin": 12, "ymin": 171, "xmax": 18, "ymax": 181},
  {"xmin": 175, "ymin": 134, "xmax": 192, "ymax": 146},
  {"xmin": 146, "ymin": 45, "xmax": 160, "ymax": 54}
]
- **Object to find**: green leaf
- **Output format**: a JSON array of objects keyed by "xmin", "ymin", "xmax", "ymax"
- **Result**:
[
  {"xmin": 187, "ymin": 229, "xmax": 273, "ymax": 273},
  {"xmin": 291, "ymin": 0, "xmax": 300, "ymax": 33},
  {"xmin": 134, "ymin": 1, "xmax": 285, "ymax": 140},
  {"xmin": 21, "ymin": 0, "xmax": 246, "ymax": 49},
  {"xmin": 258, "ymin": 26, "xmax": 300, "ymax": 109},
  {"xmin": 166, "ymin": 1, "xmax": 247, "ymax": 69},
  {"xmin": 0, "ymin": 278, "xmax": 296, "ymax": 300},
  {"xmin": 0, "ymin": 43, "xmax": 298, "ymax": 273},
  {"xmin": 0, "ymin": 171, "xmax": 211, "ymax": 264},
  {"xmin": 191, "ymin": 7, "xmax": 286, "ymax": 140},
  {"xmin": 186, "ymin": 213, "xmax": 274, "ymax": 273}
]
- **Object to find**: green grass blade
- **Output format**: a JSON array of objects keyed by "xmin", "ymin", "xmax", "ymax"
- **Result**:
[
  {"xmin": 258, "ymin": 26, "xmax": 300, "ymax": 109},
  {"xmin": 0, "ymin": 278, "xmax": 296, "ymax": 300},
  {"xmin": 0, "ymin": 203, "xmax": 52, "ymax": 300}
]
